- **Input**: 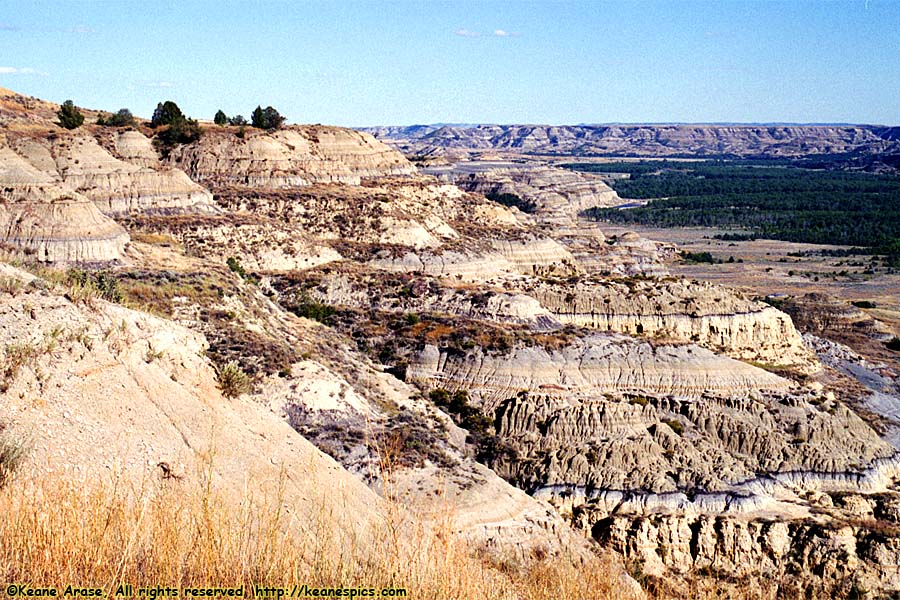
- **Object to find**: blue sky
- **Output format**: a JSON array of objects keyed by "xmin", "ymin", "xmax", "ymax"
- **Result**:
[{"xmin": 1, "ymin": 0, "xmax": 898, "ymax": 126}]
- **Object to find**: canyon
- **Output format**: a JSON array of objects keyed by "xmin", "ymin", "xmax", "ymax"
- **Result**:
[{"xmin": 2, "ymin": 87, "xmax": 900, "ymax": 598}]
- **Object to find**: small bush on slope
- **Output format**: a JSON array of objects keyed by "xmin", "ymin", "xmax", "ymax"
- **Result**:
[{"xmin": 215, "ymin": 361, "xmax": 253, "ymax": 398}]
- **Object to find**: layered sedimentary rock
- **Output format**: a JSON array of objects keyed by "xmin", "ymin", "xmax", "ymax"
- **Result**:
[
  {"xmin": 366, "ymin": 123, "xmax": 900, "ymax": 159},
  {"xmin": 0, "ymin": 145, "xmax": 128, "ymax": 262},
  {"xmin": 592, "ymin": 496, "xmax": 900, "ymax": 595},
  {"xmin": 368, "ymin": 237, "xmax": 577, "ymax": 281},
  {"xmin": 109, "ymin": 130, "xmax": 162, "ymax": 168},
  {"xmin": 305, "ymin": 269, "xmax": 563, "ymax": 329},
  {"xmin": 407, "ymin": 334, "xmax": 890, "ymax": 496},
  {"xmin": 408, "ymin": 334, "xmax": 791, "ymax": 403},
  {"xmin": 448, "ymin": 165, "xmax": 621, "ymax": 223},
  {"xmin": 168, "ymin": 127, "xmax": 415, "ymax": 188},
  {"xmin": 523, "ymin": 277, "xmax": 816, "ymax": 369},
  {"xmin": 10, "ymin": 134, "xmax": 215, "ymax": 215}
]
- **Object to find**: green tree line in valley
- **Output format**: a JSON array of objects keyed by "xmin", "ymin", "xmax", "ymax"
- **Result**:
[{"xmin": 572, "ymin": 161, "xmax": 900, "ymax": 265}]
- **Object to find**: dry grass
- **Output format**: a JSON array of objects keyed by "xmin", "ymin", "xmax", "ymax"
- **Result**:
[{"xmin": 0, "ymin": 466, "xmax": 628, "ymax": 600}]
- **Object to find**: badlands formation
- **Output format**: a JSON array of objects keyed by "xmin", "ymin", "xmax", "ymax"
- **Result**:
[
  {"xmin": 366, "ymin": 123, "xmax": 900, "ymax": 162},
  {"xmin": 2, "ymin": 88, "xmax": 900, "ymax": 597}
]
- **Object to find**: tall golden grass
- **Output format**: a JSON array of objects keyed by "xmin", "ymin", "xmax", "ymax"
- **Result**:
[{"xmin": 0, "ymin": 465, "xmax": 627, "ymax": 600}]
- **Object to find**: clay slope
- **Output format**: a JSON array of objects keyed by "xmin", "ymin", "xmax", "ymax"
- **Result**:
[
  {"xmin": 0, "ymin": 264, "xmax": 383, "ymax": 544},
  {"xmin": 0, "ymin": 145, "xmax": 128, "ymax": 262}
]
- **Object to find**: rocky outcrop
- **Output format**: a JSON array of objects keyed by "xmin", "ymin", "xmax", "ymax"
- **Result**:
[
  {"xmin": 490, "ymin": 236, "xmax": 578, "ymax": 275},
  {"xmin": 10, "ymin": 134, "xmax": 216, "ymax": 215},
  {"xmin": 523, "ymin": 277, "xmax": 816, "ymax": 370},
  {"xmin": 305, "ymin": 270, "xmax": 563, "ymax": 329},
  {"xmin": 407, "ymin": 334, "xmax": 891, "ymax": 497},
  {"xmin": 592, "ymin": 501, "xmax": 900, "ymax": 596},
  {"xmin": 408, "ymin": 334, "xmax": 791, "ymax": 404},
  {"xmin": 449, "ymin": 165, "xmax": 621, "ymax": 223},
  {"xmin": 0, "ymin": 145, "xmax": 128, "ymax": 262},
  {"xmin": 593, "ymin": 508, "xmax": 900, "ymax": 597},
  {"xmin": 168, "ymin": 127, "xmax": 415, "ymax": 188}
]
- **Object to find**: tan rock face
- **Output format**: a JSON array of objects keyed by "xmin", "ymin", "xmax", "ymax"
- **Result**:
[
  {"xmin": 452, "ymin": 165, "xmax": 621, "ymax": 224},
  {"xmin": 0, "ymin": 145, "xmax": 128, "ymax": 262},
  {"xmin": 408, "ymin": 335, "xmax": 791, "ymax": 404},
  {"xmin": 523, "ymin": 277, "xmax": 817, "ymax": 370},
  {"xmin": 0, "ymin": 271, "xmax": 384, "ymax": 543},
  {"xmin": 10, "ymin": 134, "xmax": 216, "ymax": 215},
  {"xmin": 593, "ymin": 509, "xmax": 900, "ymax": 596},
  {"xmin": 406, "ymin": 333, "xmax": 893, "ymax": 503},
  {"xmin": 168, "ymin": 127, "xmax": 415, "ymax": 188}
]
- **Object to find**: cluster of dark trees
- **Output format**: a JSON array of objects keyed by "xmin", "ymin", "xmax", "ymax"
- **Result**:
[
  {"xmin": 579, "ymin": 161, "xmax": 900, "ymax": 266},
  {"xmin": 484, "ymin": 191, "xmax": 537, "ymax": 213},
  {"xmin": 150, "ymin": 100, "xmax": 202, "ymax": 147},
  {"xmin": 213, "ymin": 106, "xmax": 285, "ymax": 130},
  {"xmin": 56, "ymin": 100, "xmax": 84, "ymax": 129},
  {"xmin": 96, "ymin": 108, "xmax": 136, "ymax": 127},
  {"xmin": 56, "ymin": 98, "xmax": 287, "ymax": 146}
]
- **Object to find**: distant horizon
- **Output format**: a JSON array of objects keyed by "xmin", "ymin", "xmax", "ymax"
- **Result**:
[
  {"xmin": 2, "ymin": 1, "xmax": 898, "ymax": 126},
  {"xmin": 357, "ymin": 121, "xmax": 899, "ymax": 129},
  {"xmin": 4, "ymin": 84, "xmax": 898, "ymax": 129}
]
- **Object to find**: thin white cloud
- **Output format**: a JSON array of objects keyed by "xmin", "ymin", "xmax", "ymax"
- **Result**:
[
  {"xmin": 455, "ymin": 28, "xmax": 480, "ymax": 38},
  {"xmin": 0, "ymin": 66, "xmax": 48, "ymax": 75},
  {"xmin": 493, "ymin": 29, "xmax": 521, "ymax": 38},
  {"xmin": 145, "ymin": 81, "xmax": 174, "ymax": 88},
  {"xmin": 0, "ymin": 24, "xmax": 94, "ymax": 34}
]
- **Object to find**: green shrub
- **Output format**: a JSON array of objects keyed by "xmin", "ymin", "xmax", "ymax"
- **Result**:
[
  {"xmin": 250, "ymin": 105, "xmax": 286, "ymax": 130},
  {"xmin": 226, "ymin": 257, "xmax": 259, "ymax": 285},
  {"xmin": 214, "ymin": 110, "xmax": 228, "ymax": 125},
  {"xmin": 680, "ymin": 251, "xmax": 715, "ymax": 264},
  {"xmin": 485, "ymin": 191, "xmax": 537, "ymax": 214},
  {"xmin": 97, "ymin": 108, "xmax": 136, "ymax": 127},
  {"xmin": 215, "ymin": 361, "xmax": 253, "ymax": 398},
  {"xmin": 289, "ymin": 293, "xmax": 336, "ymax": 324},
  {"xmin": 1, "ymin": 343, "xmax": 41, "ymax": 392},
  {"xmin": 427, "ymin": 388, "xmax": 513, "ymax": 464},
  {"xmin": 225, "ymin": 257, "xmax": 256, "ymax": 281},
  {"xmin": 154, "ymin": 118, "xmax": 202, "ymax": 148},
  {"xmin": 57, "ymin": 100, "xmax": 84, "ymax": 129},
  {"xmin": 65, "ymin": 269, "xmax": 123, "ymax": 304},
  {"xmin": 852, "ymin": 300, "xmax": 877, "ymax": 309},
  {"xmin": 150, "ymin": 101, "xmax": 185, "ymax": 127},
  {"xmin": 151, "ymin": 101, "xmax": 202, "ymax": 151},
  {"xmin": 0, "ymin": 276, "xmax": 24, "ymax": 296},
  {"xmin": 0, "ymin": 426, "xmax": 29, "ymax": 488}
]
